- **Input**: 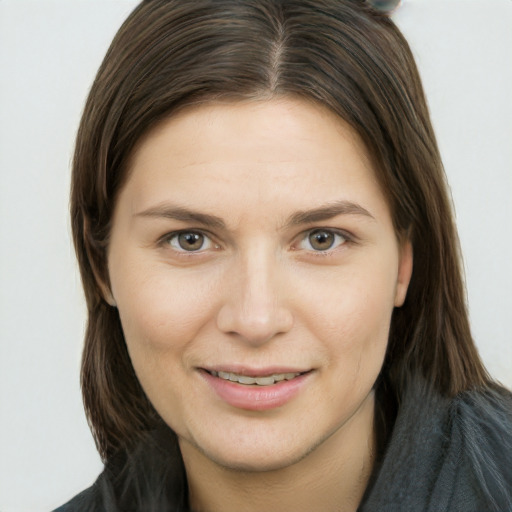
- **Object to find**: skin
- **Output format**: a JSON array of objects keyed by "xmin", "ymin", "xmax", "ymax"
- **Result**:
[{"xmin": 106, "ymin": 98, "xmax": 413, "ymax": 512}]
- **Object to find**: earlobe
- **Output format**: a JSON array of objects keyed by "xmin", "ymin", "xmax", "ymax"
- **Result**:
[
  {"xmin": 92, "ymin": 256, "xmax": 117, "ymax": 308},
  {"xmin": 102, "ymin": 287, "xmax": 117, "ymax": 308},
  {"xmin": 394, "ymin": 240, "xmax": 413, "ymax": 307}
]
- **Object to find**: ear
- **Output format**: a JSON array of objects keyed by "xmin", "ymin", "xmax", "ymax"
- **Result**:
[
  {"xmin": 98, "ymin": 277, "xmax": 117, "ymax": 308},
  {"xmin": 394, "ymin": 239, "xmax": 413, "ymax": 307},
  {"xmin": 83, "ymin": 218, "xmax": 117, "ymax": 307}
]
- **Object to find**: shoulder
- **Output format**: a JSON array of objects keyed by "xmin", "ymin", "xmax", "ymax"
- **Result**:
[
  {"xmin": 52, "ymin": 484, "xmax": 101, "ymax": 512},
  {"xmin": 449, "ymin": 385, "xmax": 512, "ymax": 507},
  {"xmin": 361, "ymin": 380, "xmax": 512, "ymax": 512},
  {"xmin": 52, "ymin": 426, "xmax": 188, "ymax": 511}
]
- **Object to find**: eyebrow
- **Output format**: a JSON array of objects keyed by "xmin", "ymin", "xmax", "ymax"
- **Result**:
[
  {"xmin": 135, "ymin": 204, "xmax": 226, "ymax": 229},
  {"xmin": 135, "ymin": 199, "xmax": 375, "ymax": 230},
  {"xmin": 284, "ymin": 200, "xmax": 375, "ymax": 228}
]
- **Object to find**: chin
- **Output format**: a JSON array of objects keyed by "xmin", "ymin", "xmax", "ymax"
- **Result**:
[
  {"xmin": 190, "ymin": 440, "xmax": 312, "ymax": 473},
  {"xmin": 179, "ymin": 420, "xmax": 334, "ymax": 474}
]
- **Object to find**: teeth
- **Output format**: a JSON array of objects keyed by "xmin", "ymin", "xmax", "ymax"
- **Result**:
[
  {"xmin": 238, "ymin": 375, "xmax": 257, "ymax": 385},
  {"xmin": 210, "ymin": 370, "xmax": 302, "ymax": 386},
  {"xmin": 255, "ymin": 376, "xmax": 276, "ymax": 385}
]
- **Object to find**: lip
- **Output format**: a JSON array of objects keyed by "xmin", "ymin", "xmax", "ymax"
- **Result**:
[{"xmin": 200, "ymin": 368, "xmax": 312, "ymax": 411}]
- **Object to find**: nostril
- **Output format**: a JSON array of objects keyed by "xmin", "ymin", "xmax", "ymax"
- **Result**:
[{"xmin": 216, "ymin": 303, "xmax": 293, "ymax": 345}]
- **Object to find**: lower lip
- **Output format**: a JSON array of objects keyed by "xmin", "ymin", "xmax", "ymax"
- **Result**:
[{"xmin": 200, "ymin": 370, "xmax": 311, "ymax": 411}]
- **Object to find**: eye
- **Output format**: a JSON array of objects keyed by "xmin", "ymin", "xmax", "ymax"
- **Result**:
[
  {"xmin": 299, "ymin": 229, "xmax": 348, "ymax": 252},
  {"xmin": 166, "ymin": 231, "xmax": 215, "ymax": 252}
]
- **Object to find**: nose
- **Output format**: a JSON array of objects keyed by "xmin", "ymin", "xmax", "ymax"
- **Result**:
[{"xmin": 216, "ymin": 246, "xmax": 293, "ymax": 345}]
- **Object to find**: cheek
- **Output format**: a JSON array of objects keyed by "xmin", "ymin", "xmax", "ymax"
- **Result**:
[
  {"xmin": 111, "ymin": 264, "xmax": 222, "ymax": 425},
  {"xmin": 308, "ymin": 262, "xmax": 397, "ymax": 369},
  {"xmin": 112, "ymin": 259, "xmax": 220, "ymax": 357}
]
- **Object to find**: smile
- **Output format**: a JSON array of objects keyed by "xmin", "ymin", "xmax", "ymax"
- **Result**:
[
  {"xmin": 201, "ymin": 368, "xmax": 312, "ymax": 411},
  {"xmin": 208, "ymin": 370, "xmax": 302, "ymax": 386}
]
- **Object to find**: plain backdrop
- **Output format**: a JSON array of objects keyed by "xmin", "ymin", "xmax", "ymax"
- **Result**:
[{"xmin": 0, "ymin": 0, "xmax": 511, "ymax": 510}]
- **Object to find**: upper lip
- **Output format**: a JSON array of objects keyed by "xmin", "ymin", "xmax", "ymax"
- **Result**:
[{"xmin": 201, "ymin": 365, "xmax": 311, "ymax": 377}]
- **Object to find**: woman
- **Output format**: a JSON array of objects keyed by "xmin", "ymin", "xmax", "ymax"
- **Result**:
[{"xmin": 57, "ymin": 0, "xmax": 512, "ymax": 510}]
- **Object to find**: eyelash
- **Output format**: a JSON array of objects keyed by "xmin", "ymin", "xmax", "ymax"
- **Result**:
[
  {"xmin": 159, "ymin": 228, "xmax": 354, "ymax": 256},
  {"xmin": 295, "ymin": 228, "xmax": 351, "ymax": 254},
  {"xmin": 160, "ymin": 230, "xmax": 219, "ymax": 255}
]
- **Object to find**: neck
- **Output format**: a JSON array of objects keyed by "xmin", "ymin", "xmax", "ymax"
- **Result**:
[{"xmin": 181, "ymin": 391, "xmax": 376, "ymax": 512}]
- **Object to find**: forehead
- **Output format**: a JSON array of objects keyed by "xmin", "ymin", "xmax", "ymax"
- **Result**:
[
  {"xmin": 119, "ymin": 98, "xmax": 388, "ymax": 225},
  {"xmin": 129, "ymin": 97, "xmax": 370, "ymax": 165}
]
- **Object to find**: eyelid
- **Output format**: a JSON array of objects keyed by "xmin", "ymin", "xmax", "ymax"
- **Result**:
[
  {"xmin": 295, "ymin": 227, "xmax": 353, "ymax": 253},
  {"xmin": 157, "ymin": 227, "xmax": 354, "ymax": 255},
  {"xmin": 159, "ymin": 229, "xmax": 218, "ymax": 253}
]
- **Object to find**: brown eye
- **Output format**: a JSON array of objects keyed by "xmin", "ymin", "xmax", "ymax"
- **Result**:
[
  {"xmin": 309, "ymin": 230, "xmax": 335, "ymax": 250},
  {"xmin": 302, "ymin": 229, "xmax": 347, "ymax": 252},
  {"xmin": 168, "ymin": 231, "xmax": 212, "ymax": 252}
]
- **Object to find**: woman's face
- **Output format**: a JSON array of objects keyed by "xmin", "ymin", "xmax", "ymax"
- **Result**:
[{"xmin": 107, "ymin": 98, "xmax": 412, "ymax": 472}]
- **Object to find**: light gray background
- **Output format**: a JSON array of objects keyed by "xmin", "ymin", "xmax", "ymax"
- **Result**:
[{"xmin": 0, "ymin": 0, "xmax": 511, "ymax": 510}]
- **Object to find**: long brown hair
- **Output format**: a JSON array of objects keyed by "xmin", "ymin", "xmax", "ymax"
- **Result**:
[{"xmin": 71, "ymin": 0, "xmax": 490, "ymax": 462}]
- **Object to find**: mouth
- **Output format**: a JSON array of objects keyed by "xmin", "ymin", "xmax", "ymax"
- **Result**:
[
  {"xmin": 206, "ymin": 370, "xmax": 305, "ymax": 386},
  {"xmin": 200, "ymin": 367, "xmax": 312, "ymax": 411}
]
